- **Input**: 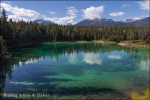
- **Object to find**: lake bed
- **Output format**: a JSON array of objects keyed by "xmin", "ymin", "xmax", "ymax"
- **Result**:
[{"xmin": 1, "ymin": 42, "xmax": 149, "ymax": 99}]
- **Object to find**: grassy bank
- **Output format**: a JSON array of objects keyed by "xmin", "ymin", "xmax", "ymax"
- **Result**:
[
  {"xmin": 93, "ymin": 40, "xmax": 149, "ymax": 47},
  {"xmin": 118, "ymin": 40, "xmax": 149, "ymax": 47}
]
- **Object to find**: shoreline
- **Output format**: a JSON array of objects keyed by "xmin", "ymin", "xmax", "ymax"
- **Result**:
[
  {"xmin": 7, "ymin": 42, "xmax": 41, "ymax": 49},
  {"xmin": 93, "ymin": 40, "xmax": 149, "ymax": 47},
  {"xmin": 6, "ymin": 40, "xmax": 149, "ymax": 50},
  {"xmin": 93, "ymin": 40, "xmax": 117, "ymax": 44},
  {"xmin": 117, "ymin": 40, "xmax": 149, "ymax": 47}
]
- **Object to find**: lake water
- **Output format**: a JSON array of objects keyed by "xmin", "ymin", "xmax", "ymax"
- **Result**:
[{"xmin": 1, "ymin": 42, "xmax": 149, "ymax": 99}]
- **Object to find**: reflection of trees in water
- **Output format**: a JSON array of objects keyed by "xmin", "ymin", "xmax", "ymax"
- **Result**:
[
  {"xmin": 0, "ymin": 43, "xmax": 149, "ymax": 99},
  {"xmin": 0, "ymin": 64, "xmax": 13, "ymax": 99},
  {"xmin": 10, "ymin": 43, "xmax": 149, "ymax": 66}
]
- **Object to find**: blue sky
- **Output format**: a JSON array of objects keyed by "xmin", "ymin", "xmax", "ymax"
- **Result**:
[{"xmin": 1, "ymin": 0, "xmax": 149, "ymax": 24}]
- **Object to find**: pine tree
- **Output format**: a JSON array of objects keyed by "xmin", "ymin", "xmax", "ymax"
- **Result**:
[{"xmin": 0, "ymin": 36, "xmax": 12, "ymax": 65}]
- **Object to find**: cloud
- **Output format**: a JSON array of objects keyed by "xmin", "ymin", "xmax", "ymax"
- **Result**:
[
  {"xmin": 83, "ymin": 53, "xmax": 102, "ymax": 65},
  {"xmin": 137, "ymin": 0, "xmax": 150, "ymax": 11},
  {"xmin": 41, "ymin": 15, "xmax": 47, "ymax": 18},
  {"xmin": 82, "ymin": 6, "xmax": 104, "ymax": 20},
  {"xmin": 44, "ymin": 7, "xmax": 78, "ymax": 25},
  {"xmin": 122, "ymin": 4, "xmax": 131, "ymax": 8},
  {"xmin": 1, "ymin": 2, "xmax": 40, "ymax": 21},
  {"xmin": 47, "ymin": 11, "xmax": 56, "ymax": 15},
  {"xmin": 122, "ymin": 16, "xmax": 143, "ymax": 22},
  {"xmin": 129, "ymin": 17, "xmax": 142, "ymax": 21},
  {"xmin": 109, "ymin": 12, "xmax": 124, "ymax": 17},
  {"xmin": 7, "ymin": 15, "xmax": 29, "ymax": 22},
  {"xmin": 44, "ymin": 16, "xmax": 75, "ymax": 25},
  {"xmin": 122, "ymin": 15, "xmax": 149, "ymax": 22},
  {"xmin": 67, "ymin": 7, "xmax": 77, "ymax": 17},
  {"xmin": 108, "ymin": 55, "xmax": 122, "ymax": 60}
]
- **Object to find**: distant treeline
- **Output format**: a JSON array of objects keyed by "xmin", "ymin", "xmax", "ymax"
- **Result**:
[
  {"xmin": 1, "ymin": 9, "xmax": 150, "ymax": 47},
  {"xmin": 0, "ymin": 9, "xmax": 150, "ymax": 64}
]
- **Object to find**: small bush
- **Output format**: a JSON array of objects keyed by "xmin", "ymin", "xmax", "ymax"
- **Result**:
[
  {"xmin": 145, "ymin": 36, "xmax": 150, "ymax": 43},
  {"xmin": 130, "ymin": 88, "xmax": 150, "ymax": 100}
]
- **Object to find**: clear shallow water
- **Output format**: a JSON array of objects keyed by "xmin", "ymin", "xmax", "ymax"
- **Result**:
[{"xmin": 1, "ymin": 42, "xmax": 149, "ymax": 99}]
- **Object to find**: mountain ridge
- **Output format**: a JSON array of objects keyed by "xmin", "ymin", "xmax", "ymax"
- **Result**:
[
  {"xmin": 33, "ymin": 17, "xmax": 149, "ymax": 27},
  {"xmin": 75, "ymin": 17, "xmax": 149, "ymax": 27},
  {"xmin": 33, "ymin": 19, "xmax": 55, "ymax": 25}
]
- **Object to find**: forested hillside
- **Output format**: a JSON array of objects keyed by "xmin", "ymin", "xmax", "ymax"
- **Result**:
[{"xmin": 1, "ymin": 9, "xmax": 149, "ymax": 46}]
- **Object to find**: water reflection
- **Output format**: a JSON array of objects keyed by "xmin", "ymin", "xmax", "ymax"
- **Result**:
[
  {"xmin": 83, "ymin": 53, "xmax": 102, "ymax": 65},
  {"xmin": 138, "ymin": 59, "xmax": 150, "ymax": 71},
  {"xmin": 0, "ymin": 65, "xmax": 13, "ymax": 99},
  {"xmin": 108, "ymin": 55, "xmax": 122, "ymax": 59},
  {"xmin": 0, "ymin": 42, "xmax": 149, "ymax": 99},
  {"xmin": 68, "ymin": 53, "xmax": 78, "ymax": 64},
  {"xmin": 9, "ymin": 42, "xmax": 149, "ymax": 67}
]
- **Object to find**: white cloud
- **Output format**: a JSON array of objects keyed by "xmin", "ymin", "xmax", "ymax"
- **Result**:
[
  {"xmin": 82, "ymin": 6, "xmax": 104, "ymax": 20},
  {"xmin": 138, "ymin": 0, "xmax": 150, "ymax": 11},
  {"xmin": 1, "ymin": 2, "xmax": 40, "ymax": 21},
  {"xmin": 122, "ymin": 17, "xmax": 142, "ymax": 22},
  {"xmin": 122, "ymin": 4, "xmax": 130, "ymax": 8},
  {"xmin": 122, "ymin": 15, "xmax": 149, "ymax": 22},
  {"xmin": 67, "ymin": 7, "xmax": 77, "ymax": 17},
  {"xmin": 7, "ymin": 15, "xmax": 29, "ymax": 22},
  {"xmin": 108, "ymin": 55, "xmax": 122, "ymax": 60},
  {"xmin": 130, "ymin": 17, "xmax": 142, "ymax": 21},
  {"xmin": 41, "ymin": 15, "xmax": 47, "ymax": 19},
  {"xmin": 109, "ymin": 12, "xmax": 124, "ymax": 17},
  {"xmin": 44, "ymin": 7, "xmax": 78, "ymax": 25},
  {"xmin": 44, "ymin": 16, "xmax": 75, "ymax": 25},
  {"xmin": 83, "ymin": 53, "xmax": 102, "ymax": 65},
  {"xmin": 47, "ymin": 11, "xmax": 56, "ymax": 15}
]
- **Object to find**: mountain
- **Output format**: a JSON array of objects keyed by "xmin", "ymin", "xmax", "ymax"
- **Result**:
[
  {"xmin": 33, "ymin": 19, "xmax": 55, "ymax": 25},
  {"xmin": 75, "ymin": 18, "xmax": 133, "ymax": 27},
  {"xmin": 76, "ymin": 18, "xmax": 116, "ymax": 26},
  {"xmin": 75, "ymin": 17, "xmax": 149, "ymax": 27},
  {"xmin": 33, "ymin": 17, "xmax": 149, "ymax": 27},
  {"xmin": 67, "ymin": 23, "xmax": 72, "ymax": 25},
  {"xmin": 129, "ymin": 17, "xmax": 150, "ymax": 27},
  {"xmin": 121, "ymin": 18, "xmax": 141, "ymax": 23}
]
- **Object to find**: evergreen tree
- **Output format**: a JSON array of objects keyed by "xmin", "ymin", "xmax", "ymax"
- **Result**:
[{"xmin": 0, "ymin": 36, "xmax": 12, "ymax": 65}]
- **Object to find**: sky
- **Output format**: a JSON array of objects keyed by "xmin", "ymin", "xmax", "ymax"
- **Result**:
[{"xmin": 0, "ymin": 0, "xmax": 149, "ymax": 25}]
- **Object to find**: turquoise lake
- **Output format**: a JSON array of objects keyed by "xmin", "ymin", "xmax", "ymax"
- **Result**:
[{"xmin": 1, "ymin": 42, "xmax": 149, "ymax": 99}]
